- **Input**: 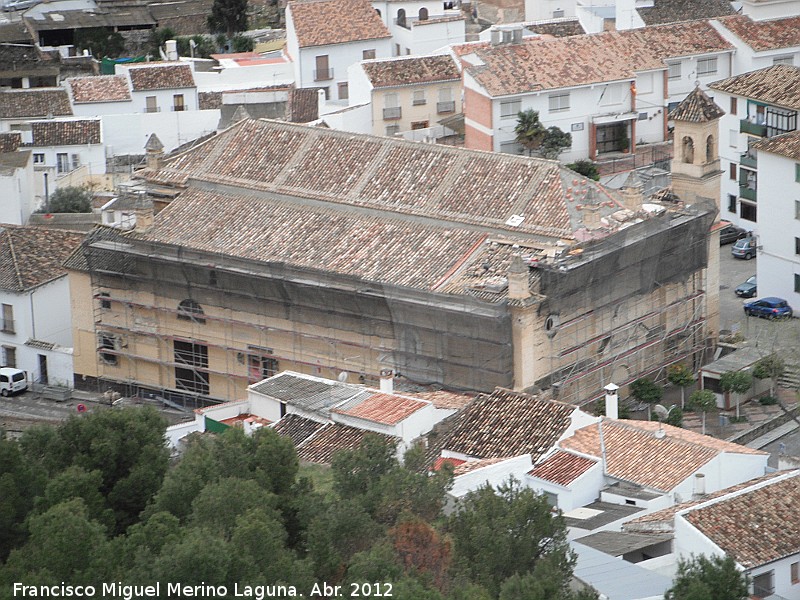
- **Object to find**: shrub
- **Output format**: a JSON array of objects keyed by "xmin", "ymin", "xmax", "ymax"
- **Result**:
[
  {"xmin": 39, "ymin": 186, "xmax": 93, "ymax": 213},
  {"xmin": 566, "ymin": 160, "xmax": 600, "ymax": 181},
  {"xmin": 759, "ymin": 395, "xmax": 779, "ymax": 406}
]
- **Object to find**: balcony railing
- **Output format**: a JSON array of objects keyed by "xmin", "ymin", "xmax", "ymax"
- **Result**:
[
  {"xmin": 740, "ymin": 119, "xmax": 766, "ymax": 137},
  {"xmin": 739, "ymin": 185, "xmax": 757, "ymax": 201},
  {"xmin": 172, "ymin": 105, "xmax": 186, "ymax": 112},
  {"xmin": 437, "ymin": 100, "xmax": 455, "ymax": 114},
  {"xmin": 313, "ymin": 67, "xmax": 334, "ymax": 81},
  {"xmin": 144, "ymin": 106, "xmax": 161, "ymax": 113},
  {"xmin": 1, "ymin": 319, "xmax": 15, "ymax": 334},
  {"xmin": 383, "ymin": 106, "xmax": 402, "ymax": 120},
  {"xmin": 412, "ymin": 98, "xmax": 427, "ymax": 106},
  {"xmin": 740, "ymin": 152, "xmax": 757, "ymax": 169}
]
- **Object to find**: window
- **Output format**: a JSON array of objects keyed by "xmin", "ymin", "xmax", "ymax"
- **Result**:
[
  {"xmin": 411, "ymin": 120, "xmax": 429, "ymax": 130},
  {"xmin": 1, "ymin": 304, "xmax": 13, "ymax": 333},
  {"xmin": 728, "ymin": 194, "xmax": 737, "ymax": 213},
  {"xmin": 600, "ymin": 85, "xmax": 622, "ymax": 106},
  {"xmin": 419, "ymin": 7, "xmax": 428, "ymax": 20},
  {"xmin": 729, "ymin": 129, "xmax": 738, "ymax": 149},
  {"xmin": 668, "ymin": 62, "xmax": 681, "ymax": 79},
  {"xmin": 549, "ymin": 92, "xmax": 570, "ymax": 112},
  {"xmin": 500, "ymin": 99, "xmax": 521, "ymax": 119},
  {"xmin": 145, "ymin": 96, "xmax": 158, "ymax": 113},
  {"xmin": 741, "ymin": 201, "xmax": 757, "ymax": 222},
  {"xmin": 730, "ymin": 162, "xmax": 737, "ymax": 180},
  {"xmin": 395, "ymin": 43, "xmax": 401, "ymax": 56},
  {"xmin": 499, "ymin": 140, "xmax": 523, "ymax": 155},
  {"xmin": 173, "ymin": 94, "xmax": 185, "ymax": 112},
  {"xmin": 2, "ymin": 345, "xmax": 15, "ymax": 368},
  {"xmin": 396, "ymin": 8, "xmax": 406, "ymax": 27},
  {"xmin": 796, "ymin": 200, "xmax": 800, "ymax": 220},
  {"xmin": 98, "ymin": 333, "xmax": 118, "ymax": 365},
  {"xmin": 730, "ymin": 97, "xmax": 737, "ymax": 115},
  {"xmin": 796, "ymin": 163, "xmax": 800, "ymax": 182},
  {"xmin": 56, "ymin": 153, "xmax": 69, "ymax": 174},
  {"xmin": 792, "ymin": 561, "xmax": 800, "ymax": 584},
  {"xmin": 753, "ymin": 571, "xmax": 775, "ymax": 598},
  {"xmin": 174, "ymin": 340, "xmax": 209, "ymax": 395},
  {"xmin": 412, "ymin": 90, "xmax": 426, "ymax": 106},
  {"xmin": 383, "ymin": 93, "xmax": 401, "ymax": 120},
  {"xmin": 314, "ymin": 55, "xmax": 332, "ymax": 81},
  {"xmin": 774, "ymin": 55, "xmax": 794, "ymax": 66},
  {"xmin": 796, "ymin": 274, "xmax": 800, "ymax": 294},
  {"xmin": 697, "ymin": 57, "xmax": 718, "ymax": 76},
  {"xmin": 362, "ymin": 49, "xmax": 376, "ymax": 60},
  {"xmin": 177, "ymin": 299, "xmax": 206, "ymax": 324},
  {"xmin": 33, "ymin": 153, "xmax": 44, "ymax": 164},
  {"xmin": 248, "ymin": 349, "xmax": 278, "ymax": 383},
  {"xmin": 385, "ymin": 124, "xmax": 400, "ymax": 136},
  {"xmin": 638, "ymin": 112, "xmax": 648, "ymax": 121},
  {"xmin": 338, "ymin": 82, "xmax": 349, "ymax": 100},
  {"xmin": 99, "ymin": 292, "xmax": 111, "ymax": 309},
  {"xmin": 795, "ymin": 237, "xmax": 800, "ymax": 255}
]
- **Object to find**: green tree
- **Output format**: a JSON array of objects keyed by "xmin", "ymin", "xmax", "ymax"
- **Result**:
[
  {"xmin": 34, "ymin": 466, "xmax": 115, "ymax": 533},
  {"xmin": 719, "ymin": 371, "xmax": 752, "ymax": 419},
  {"xmin": 447, "ymin": 478, "xmax": 574, "ymax": 597},
  {"xmin": 208, "ymin": 0, "xmax": 249, "ymax": 39},
  {"xmin": 331, "ymin": 434, "xmax": 396, "ymax": 502},
  {"xmin": 753, "ymin": 354, "xmax": 785, "ymax": 398},
  {"xmin": 689, "ymin": 389, "xmax": 716, "ymax": 435},
  {"xmin": 540, "ymin": 126, "xmax": 572, "ymax": 160},
  {"xmin": 0, "ymin": 436, "xmax": 46, "ymax": 561},
  {"xmin": 232, "ymin": 34, "xmax": 255, "ymax": 53},
  {"xmin": 666, "ymin": 554, "xmax": 749, "ymax": 600},
  {"xmin": 176, "ymin": 35, "xmax": 216, "ymax": 59},
  {"xmin": 149, "ymin": 27, "xmax": 177, "ymax": 57},
  {"xmin": 566, "ymin": 159, "xmax": 600, "ymax": 181},
  {"xmin": 514, "ymin": 109, "xmax": 547, "ymax": 156},
  {"xmin": 39, "ymin": 186, "xmax": 92, "ymax": 213},
  {"xmin": 74, "ymin": 27, "xmax": 125, "ymax": 59},
  {"xmin": 190, "ymin": 477, "xmax": 280, "ymax": 538},
  {"xmin": 667, "ymin": 363, "xmax": 695, "ymax": 409},
  {"xmin": 630, "ymin": 377, "xmax": 663, "ymax": 420}
]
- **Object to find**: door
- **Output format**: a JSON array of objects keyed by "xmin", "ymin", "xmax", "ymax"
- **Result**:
[{"xmin": 38, "ymin": 354, "xmax": 48, "ymax": 385}]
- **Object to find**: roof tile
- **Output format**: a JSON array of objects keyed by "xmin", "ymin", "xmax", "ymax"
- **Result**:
[
  {"xmin": 31, "ymin": 119, "xmax": 101, "ymax": 146},
  {"xmin": 68, "ymin": 75, "xmax": 131, "ymax": 103},
  {"xmin": 362, "ymin": 55, "xmax": 460, "ymax": 88},
  {"xmin": 709, "ymin": 64, "xmax": 800, "ymax": 111},
  {"xmin": 128, "ymin": 63, "xmax": 195, "ymax": 91},
  {"xmin": 668, "ymin": 86, "xmax": 725, "ymax": 122},
  {"xmin": 528, "ymin": 450, "xmax": 597, "ymax": 486},
  {"xmin": 716, "ymin": 14, "xmax": 800, "ymax": 52},
  {"xmin": 333, "ymin": 392, "xmax": 428, "ymax": 425},
  {"xmin": 0, "ymin": 224, "xmax": 84, "ymax": 292},
  {"xmin": 0, "ymin": 88, "xmax": 72, "ymax": 119},
  {"xmin": 288, "ymin": 0, "xmax": 391, "ymax": 48},
  {"xmin": 752, "ymin": 130, "xmax": 800, "ymax": 161}
]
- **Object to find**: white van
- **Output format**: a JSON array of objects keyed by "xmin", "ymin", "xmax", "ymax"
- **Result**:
[{"xmin": 0, "ymin": 368, "xmax": 27, "ymax": 396}]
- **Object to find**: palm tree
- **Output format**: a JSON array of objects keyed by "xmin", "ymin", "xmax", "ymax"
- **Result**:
[{"xmin": 514, "ymin": 109, "xmax": 546, "ymax": 156}]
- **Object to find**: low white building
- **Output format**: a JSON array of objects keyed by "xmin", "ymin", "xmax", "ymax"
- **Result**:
[
  {"xmin": 0, "ymin": 224, "xmax": 84, "ymax": 387},
  {"xmin": 0, "ymin": 133, "xmax": 35, "ymax": 225},
  {"xmin": 0, "ymin": 88, "xmax": 73, "ymax": 133},
  {"xmin": 372, "ymin": 0, "xmax": 466, "ymax": 56}
]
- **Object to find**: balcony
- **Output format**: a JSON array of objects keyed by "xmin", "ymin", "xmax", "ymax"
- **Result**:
[
  {"xmin": 740, "ymin": 152, "xmax": 757, "ymax": 169},
  {"xmin": 144, "ymin": 106, "xmax": 161, "ymax": 113},
  {"xmin": 383, "ymin": 106, "xmax": 402, "ymax": 120},
  {"xmin": 437, "ymin": 101, "xmax": 456, "ymax": 114},
  {"xmin": 313, "ymin": 67, "xmax": 334, "ymax": 81},
  {"xmin": 412, "ymin": 98, "xmax": 427, "ymax": 106},
  {"xmin": 739, "ymin": 184, "xmax": 757, "ymax": 201},
  {"xmin": 740, "ymin": 119, "xmax": 766, "ymax": 137}
]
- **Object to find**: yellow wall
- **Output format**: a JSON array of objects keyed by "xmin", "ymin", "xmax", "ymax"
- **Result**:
[{"xmin": 372, "ymin": 81, "xmax": 462, "ymax": 136}]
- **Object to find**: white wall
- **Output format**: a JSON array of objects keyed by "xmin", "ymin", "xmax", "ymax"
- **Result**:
[
  {"xmin": 0, "ymin": 157, "xmax": 34, "ymax": 225},
  {"xmin": 16, "ymin": 344, "xmax": 73, "ymax": 387},
  {"xmin": 319, "ymin": 102, "xmax": 374, "ymax": 134},
  {"xmin": 297, "ymin": 39, "xmax": 393, "ymax": 99},
  {"xmin": 665, "ymin": 52, "xmax": 733, "ymax": 105},
  {"xmin": 751, "ymin": 555, "xmax": 800, "ymax": 600},
  {"xmin": 32, "ymin": 144, "xmax": 106, "ymax": 178},
  {"xmin": 755, "ymin": 149, "xmax": 800, "ymax": 305},
  {"xmin": 740, "ymin": 0, "xmax": 800, "ymax": 21},
  {"xmin": 31, "ymin": 277, "xmax": 73, "ymax": 347},
  {"xmin": 450, "ymin": 455, "xmax": 534, "ymax": 499},
  {"xmin": 193, "ymin": 63, "xmax": 295, "ymax": 92},
  {"xmin": 101, "ymin": 110, "xmax": 220, "ymax": 155},
  {"xmin": 129, "ymin": 88, "xmax": 199, "ymax": 114},
  {"xmin": 525, "ymin": 460, "xmax": 604, "ymax": 512},
  {"xmin": 526, "ymin": 0, "xmax": 579, "ymax": 21},
  {"xmin": 71, "ymin": 100, "xmax": 136, "ymax": 118}
]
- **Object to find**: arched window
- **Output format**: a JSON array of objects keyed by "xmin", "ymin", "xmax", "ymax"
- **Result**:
[
  {"xmin": 397, "ymin": 8, "xmax": 406, "ymax": 27},
  {"xmin": 682, "ymin": 136, "xmax": 694, "ymax": 164},
  {"xmin": 177, "ymin": 299, "xmax": 206, "ymax": 324},
  {"xmin": 419, "ymin": 7, "xmax": 429, "ymax": 20},
  {"xmin": 706, "ymin": 134, "xmax": 714, "ymax": 163},
  {"xmin": 375, "ymin": 7, "xmax": 381, "ymax": 16}
]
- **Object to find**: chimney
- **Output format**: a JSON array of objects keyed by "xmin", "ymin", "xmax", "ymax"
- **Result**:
[
  {"xmin": 165, "ymin": 39, "xmax": 178, "ymax": 61},
  {"xmin": 490, "ymin": 28, "xmax": 501, "ymax": 45},
  {"xmin": 620, "ymin": 170, "xmax": 644, "ymax": 212},
  {"xmin": 581, "ymin": 188, "xmax": 603, "ymax": 229},
  {"xmin": 693, "ymin": 473, "xmax": 706, "ymax": 498},
  {"xmin": 132, "ymin": 192, "xmax": 155, "ymax": 233},
  {"xmin": 144, "ymin": 133, "xmax": 164, "ymax": 171},
  {"xmin": 604, "ymin": 382, "xmax": 619, "ymax": 419},
  {"xmin": 379, "ymin": 368, "xmax": 394, "ymax": 394},
  {"xmin": 507, "ymin": 254, "xmax": 530, "ymax": 300}
]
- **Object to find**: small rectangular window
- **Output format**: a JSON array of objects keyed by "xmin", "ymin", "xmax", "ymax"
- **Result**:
[
  {"xmin": 730, "ymin": 163, "xmax": 737, "ymax": 180},
  {"xmin": 792, "ymin": 561, "xmax": 800, "ymax": 584},
  {"xmin": 741, "ymin": 202, "xmax": 757, "ymax": 222},
  {"xmin": 412, "ymin": 90, "xmax": 426, "ymax": 106},
  {"xmin": 1, "ymin": 304, "xmax": 13, "ymax": 334},
  {"xmin": 795, "ymin": 237, "xmax": 800, "ymax": 255},
  {"xmin": 173, "ymin": 94, "xmax": 185, "ymax": 112},
  {"xmin": 337, "ymin": 82, "xmax": 349, "ymax": 100},
  {"xmin": 668, "ymin": 62, "xmax": 681, "ymax": 80},
  {"xmin": 549, "ymin": 92, "xmax": 570, "ymax": 112},
  {"xmin": 730, "ymin": 97, "xmax": 737, "ymax": 115},
  {"xmin": 56, "ymin": 153, "xmax": 69, "ymax": 174},
  {"xmin": 2, "ymin": 345, "xmax": 15, "ymax": 368},
  {"xmin": 33, "ymin": 153, "xmax": 45, "ymax": 164},
  {"xmin": 362, "ymin": 49, "xmax": 376, "ymax": 60},
  {"xmin": 99, "ymin": 333, "xmax": 118, "ymax": 365},
  {"xmin": 729, "ymin": 129, "xmax": 738, "ymax": 149},
  {"xmin": 795, "ymin": 275, "xmax": 800, "ymax": 294},
  {"xmin": 796, "ymin": 163, "xmax": 800, "ymax": 182},
  {"xmin": 500, "ymin": 99, "xmax": 521, "ymax": 119},
  {"xmin": 99, "ymin": 292, "xmax": 111, "ymax": 310},
  {"xmin": 728, "ymin": 194, "xmax": 737, "ymax": 213},
  {"xmin": 697, "ymin": 57, "xmax": 718, "ymax": 76},
  {"xmin": 796, "ymin": 200, "xmax": 800, "ymax": 220}
]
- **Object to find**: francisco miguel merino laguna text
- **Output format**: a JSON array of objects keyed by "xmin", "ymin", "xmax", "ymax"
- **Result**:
[{"xmin": 13, "ymin": 582, "xmax": 303, "ymax": 599}]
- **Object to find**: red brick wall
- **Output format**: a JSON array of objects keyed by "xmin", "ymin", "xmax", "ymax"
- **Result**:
[
  {"xmin": 464, "ymin": 87, "xmax": 493, "ymax": 151},
  {"xmin": 465, "ymin": 125, "xmax": 493, "ymax": 151}
]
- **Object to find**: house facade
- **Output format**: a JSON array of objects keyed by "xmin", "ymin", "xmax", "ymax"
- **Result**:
[
  {"xmin": 0, "ymin": 132, "xmax": 35, "ymax": 225},
  {"xmin": 371, "ymin": 0, "xmax": 466, "ymax": 56}
]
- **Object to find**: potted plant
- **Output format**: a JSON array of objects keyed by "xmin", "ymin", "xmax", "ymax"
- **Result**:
[{"xmin": 620, "ymin": 134, "xmax": 630, "ymax": 153}]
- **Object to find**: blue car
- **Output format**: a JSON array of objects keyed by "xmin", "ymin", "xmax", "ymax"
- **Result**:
[{"xmin": 743, "ymin": 297, "xmax": 793, "ymax": 319}]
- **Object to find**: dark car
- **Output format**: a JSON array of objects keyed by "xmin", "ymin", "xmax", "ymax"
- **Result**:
[
  {"xmin": 732, "ymin": 236, "xmax": 757, "ymax": 260},
  {"xmin": 719, "ymin": 222, "xmax": 747, "ymax": 245},
  {"xmin": 743, "ymin": 297, "xmax": 793, "ymax": 319},
  {"xmin": 735, "ymin": 275, "xmax": 757, "ymax": 298}
]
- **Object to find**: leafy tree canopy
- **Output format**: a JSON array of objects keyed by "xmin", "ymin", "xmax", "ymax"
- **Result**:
[
  {"xmin": 630, "ymin": 377, "xmax": 663, "ymax": 404},
  {"xmin": 666, "ymin": 554, "xmax": 749, "ymax": 600},
  {"xmin": 208, "ymin": 0, "xmax": 249, "ymax": 39},
  {"xmin": 39, "ymin": 186, "xmax": 93, "ymax": 214},
  {"xmin": 566, "ymin": 160, "xmax": 600, "ymax": 181}
]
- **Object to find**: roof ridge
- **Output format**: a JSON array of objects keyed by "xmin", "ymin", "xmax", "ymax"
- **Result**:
[{"xmin": 5, "ymin": 228, "xmax": 24, "ymax": 290}]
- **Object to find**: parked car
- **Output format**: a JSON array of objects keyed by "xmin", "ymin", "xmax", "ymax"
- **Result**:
[
  {"xmin": 735, "ymin": 275, "xmax": 757, "ymax": 298},
  {"xmin": 0, "ymin": 367, "xmax": 27, "ymax": 396},
  {"xmin": 732, "ymin": 236, "xmax": 757, "ymax": 260},
  {"xmin": 2, "ymin": 0, "xmax": 40, "ymax": 10},
  {"xmin": 743, "ymin": 297, "xmax": 793, "ymax": 319},
  {"xmin": 719, "ymin": 222, "xmax": 747, "ymax": 245}
]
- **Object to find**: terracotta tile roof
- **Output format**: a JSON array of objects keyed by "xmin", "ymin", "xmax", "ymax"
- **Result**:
[
  {"xmin": 288, "ymin": 0, "xmax": 391, "ymax": 48},
  {"xmin": 362, "ymin": 55, "xmax": 460, "ymax": 88},
  {"xmin": 716, "ymin": 14, "xmax": 800, "ymax": 52},
  {"xmin": 752, "ymin": 130, "xmax": 800, "ymax": 161},
  {"xmin": 462, "ymin": 20, "xmax": 731, "ymax": 96},
  {"xmin": 332, "ymin": 392, "xmax": 428, "ymax": 425},
  {"xmin": 128, "ymin": 63, "xmax": 195, "ymax": 91},
  {"xmin": 453, "ymin": 456, "xmax": 511, "ymax": 475},
  {"xmin": 409, "ymin": 390, "xmax": 476, "ymax": 410},
  {"xmin": 560, "ymin": 418, "xmax": 766, "ymax": 492},
  {"xmin": 624, "ymin": 471, "xmax": 788, "ymax": 533},
  {"xmin": 528, "ymin": 450, "xmax": 597, "ymax": 486},
  {"xmin": 296, "ymin": 423, "xmax": 398, "ymax": 464},
  {"xmin": 684, "ymin": 472, "xmax": 800, "ymax": 568},
  {"xmin": 709, "ymin": 64, "xmax": 800, "ymax": 111},
  {"xmin": 287, "ymin": 87, "xmax": 320, "ymax": 123},
  {"xmin": 637, "ymin": 0, "xmax": 734, "ymax": 26},
  {"xmin": 0, "ymin": 132, "xmax": 21, "ymax": 153},
  {"xmin": 272, "ymin": 413, "xmax": 326, "ymax": 446},
  {"xmin": 439, "ymin": 388, "xmax": 576, "ymax": 461},
  {"xmin": 68, "ymin": 75, "xmax": 131, "ymax": 103},
  {"xmin": 31, "ymin": 119, "xmax": 101, "ymax": 146},
  {"xmin": 668, "ymin": 86, "xmax": 725, "ymax": 122},
  {"xmin": 140, "ymin": 119, "xmax": 619, "ymax": 242},
  {"xmin": 0, "ymin": 224, "xmax": 84, "ymax": 292},
  {"xmin": 432, "ymin": 456, "xmax": 465, "ymax": 471},
  {"xmin": 523, "ymin": 18, "xmax": 585, "ymax": 37},
  {"xmin": 0, "ymin": 88, "xmax": 72, "ymax": 119}
]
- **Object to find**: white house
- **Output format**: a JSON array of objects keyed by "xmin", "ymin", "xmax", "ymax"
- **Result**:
[
  {"xmin": 0, "ymin": 133, "xmax": 35, "ymax": 225},
  {"xmin": 711, "ymin": 15, "xmax": 800, "ymax": 77},
  {"xmin": 0, "ymin": 224, "xmax": 84, "ymax": 387},
  {"xmin": 709, "ymin": 65, "xmax": 800, "ymax": 230},
  {"xmin": 286, "ymin": 0, "xmax": 393, "ymax": 102},
  {"xmin": 0, "ymin": 88, "xmax": 73, "ymax": 133},
  {"xmin": 66, "ymin": 75, "xmax": 134, "ymax": 117},
  {"xmin": 371, "ymin": 0, "xmax": 466, "ymax": 56}
]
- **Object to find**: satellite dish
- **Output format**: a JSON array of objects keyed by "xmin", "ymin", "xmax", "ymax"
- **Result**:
[
  {"xmin": 653, "ymin": 404, "xmax": 670, "ymax": 420},
  {"xmin": 337, "ymin": 371, "xmax": 348, "ymax": 382}
]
